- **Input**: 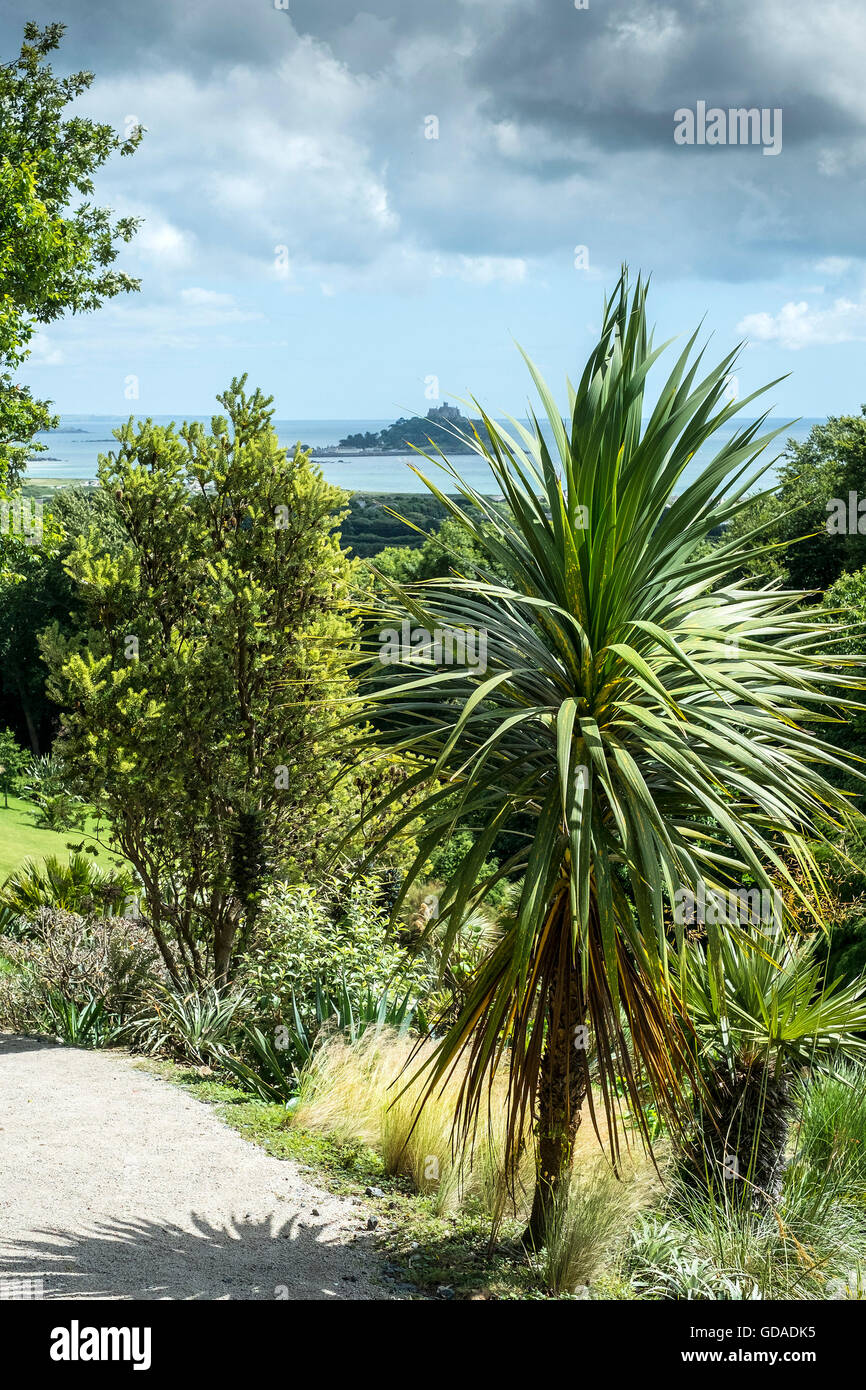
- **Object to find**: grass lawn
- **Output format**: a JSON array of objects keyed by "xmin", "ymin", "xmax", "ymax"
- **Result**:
[{"xmin": 0, "ymin": 794, "xmax": 124, "ymax": 883}]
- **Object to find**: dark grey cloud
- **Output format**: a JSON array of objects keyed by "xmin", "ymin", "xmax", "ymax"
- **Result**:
[
  {"xmin": 470, "ymin": 0, "xmax": 864, "ymax": 148},
  {"xmin": 1, "ymin": 0, "xmax": 863, "ymax": 285}
]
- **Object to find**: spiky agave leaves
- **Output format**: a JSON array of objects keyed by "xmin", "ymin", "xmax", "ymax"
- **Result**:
[{"xmin": 346, "ymin": 269, "xmax": 866, "ymax": 1183}]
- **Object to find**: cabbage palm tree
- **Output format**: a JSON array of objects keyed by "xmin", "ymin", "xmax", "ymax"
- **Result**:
[{"xmin": 352, "ymin": 272, "xmax": 864, "ymax": 1242}]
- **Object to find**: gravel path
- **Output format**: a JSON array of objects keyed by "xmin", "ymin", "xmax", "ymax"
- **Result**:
[{"xmin": 0, "ymin": 1032, "xmax": 390, "ymax": 1300}]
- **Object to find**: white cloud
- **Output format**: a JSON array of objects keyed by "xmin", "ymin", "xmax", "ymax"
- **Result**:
[
  {"xmin": 437, "ymin": 254, "xmax": 528, "ymax": 286},
  {"xmin": 26, "ymin": 333, "xmax": 64, "ymax": 367},
  {"xmin": 82, "ymin": 44, "xmax": 399, "ymax": 282},
  {"xmin": 135, "ymin": 216, "xmax": 195, "ymax": 268},
  {"xmin": 738, "ymin": 296, "xmax": 866, "ymax": 349},
  {"xmin": 814, "ymin": 256, "xmax": 853, "ymax": 276}
]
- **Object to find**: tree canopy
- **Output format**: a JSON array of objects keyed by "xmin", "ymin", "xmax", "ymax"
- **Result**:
[
  {"xmin": 43, "ymin": 378, "xmax": 358, "ymax": 983},
  {"xmin": 0, "ymin": 21, "xmax": 142, "ymax": 485}
]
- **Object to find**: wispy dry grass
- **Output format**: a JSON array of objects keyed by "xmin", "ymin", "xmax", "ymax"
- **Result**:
[
  {"xmin": 292, "ymin": 1029, "xmax": 536, "ymax": 1217},
  {"xmin": 538, "ymin": 1154, "xmax": 660, "ymax": 1293}
]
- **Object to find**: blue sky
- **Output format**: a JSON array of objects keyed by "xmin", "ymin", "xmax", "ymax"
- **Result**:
[{"xmin": 4, "ymin": 0, "xmax": 866, "ymax": 421}]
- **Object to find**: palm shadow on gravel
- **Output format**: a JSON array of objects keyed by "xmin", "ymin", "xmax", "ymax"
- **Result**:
[
  {"xmin": 0, "ymin": 1213, "xmax": 386, "ymax": 1301},
  {"xmin": 0, "ymin": 1033, "xmax": 67, "ymax": 1056}
]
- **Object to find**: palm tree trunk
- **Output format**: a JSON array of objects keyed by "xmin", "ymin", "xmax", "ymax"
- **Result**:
[
  {"xmin": 687, "ymin": 1054, "xmax": 792, "ymax": 1203},
  {"xmin": 526, "ymin": 938, "xmax": 587, "ymax": 1245},
  {"xmin": 739, "ymin": 1059, "xmax": 792, "ymax": 1201}
]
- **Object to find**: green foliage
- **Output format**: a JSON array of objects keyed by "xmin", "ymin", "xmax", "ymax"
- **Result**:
[
  {"xmin": 219, "ymin": 1022, "xmax": 299, "ymax": 1102},
  {"xmin": 41, "ymin": 377, "xmax": 358, "ymax": 983},
  {"xmin": 338, "ymin": 493, "xmax": 451, "ymax": 559},
  {"xmin": 0, "ymin": 726, "xmax": 28, "ymax": 806},
  {"xmin": 1, "ymin": 851, "xmax": 134, "ymax": 921},
  {"xmin": 818, "ymin": 565, "xmax": 866, "ymax": 792},
  {"xmin": 30, "ymin": 791, "xmax": 87, "ymax": 832},
  {"xmin": 373, "ymin": 514, "xmax": 506, "ymax": 585},
  {"xmin": 728, "ymin": 410, "xmax": 866, "ymax": 591},
  {"xmin": 19, "ymin": 747, "xmax": 89, "ymax": 830},
  {"xmin": 426, "ymin": 827, "xmax": 475, "ymax": 881},
  {"xmin": 239, "ymin": 877, "xmax": 431, "ymax": 1022},
  {"xmin": 128, "ymin": 983, "xmax": 249, "ymax": 1066},
  {"xmin": 21, "ymin": 751, "xmax": 66, "ymax": 800},
  {"xmin": 400, "ymin": 891, "xmax": 503, "ymax": 1023},
  {"xmin": 0, "ymin": 486, "xmax": 127, "ymax": 750},
  {"xmin": 826, "ymin": 904, "xmax": 866, "ymax": 985},
  {"xmin": 42, "ymin": 990, "xmax": 125, "ymax": 1048},
  {"xmin": 0, "ymin": 22, "xmax": 142, "ymax": 485}
]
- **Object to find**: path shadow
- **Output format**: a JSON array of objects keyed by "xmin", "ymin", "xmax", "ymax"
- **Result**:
[
  {"xmin": 0, "ymin": 1031, "xmax": 69, "ymax": 1057},
  {"xmin": 0, "ymin": 1212, "xmax": 389, "ymax": 1301}
]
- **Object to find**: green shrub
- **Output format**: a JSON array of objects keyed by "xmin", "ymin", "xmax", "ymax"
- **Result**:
[
  {"xmin": 1, "ymin": 852, "xmax": 135, "ymax": 922},
  {"xmin": 220, "ymin": 1023, "xmax": 299, "ymax": 1102},
  {"xmin": 0, "ymin": 908, "xmax": 159, "ymax": 1034},
  {"xmin": 32, "ymin": 792, "xmax": 88, "ymax": 832},
  {"xmin": 21, "ymin": 752, "xmax": 68, "ymax": 803},
  {"xmin": 42, "ymin": 991, "xmax": 126, "ymax": 1048},
  {"xmin": 19, "ymin": 753, "xmax": 89, "ymax": 829},
  {"xmin": 239, "ymin": 877, "xmax": 431, "ymax": 1022},
  {"xmin": 221, "ymin": 975, "xmax": 422, "ymax": 1101},
  {"xmin": 127, "ymin": 982, "xmax": 248, "ymax": 1066}
]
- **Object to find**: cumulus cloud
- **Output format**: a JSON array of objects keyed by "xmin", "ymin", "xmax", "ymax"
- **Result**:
[
  {"xmin": 2, "ymin": 0, "xmax": 863, "ymax": 291},
  {"xmin": 739, "ymin": 296, "xmax": 866, "ymax": 349},
  {"xmin": 135, "ymin": 216, "xmax": 196, "ymax": 269},
  {"xmin": 25, "ymin": 333, "xmax": 64, "ymax": 367}
]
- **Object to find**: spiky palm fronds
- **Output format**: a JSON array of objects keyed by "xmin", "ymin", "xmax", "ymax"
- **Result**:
[
  {"xmin": 346, "ymin": 270, "xmax": 866, "ymax": 1211},
  {"xmin": 679, "ymin": 920, "xmax": 866, "ymax": 1071},
  {"xmin": 677, "ymin": 921, "xmax": 866, "ymax": 1199},
  {"xmin": 1, "ymin": 851, "xmax": 134, "ymax": 921}
]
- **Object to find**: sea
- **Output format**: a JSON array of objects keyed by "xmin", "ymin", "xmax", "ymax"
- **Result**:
[{"xmin": 27, "ymin": 415, "xmax": 823, "ymax": 495}]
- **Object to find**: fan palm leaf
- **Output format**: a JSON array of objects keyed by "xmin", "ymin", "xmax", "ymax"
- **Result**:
[{"xmin": 676, "ymin": 921, "xmax": 866, "ymax": 1197}]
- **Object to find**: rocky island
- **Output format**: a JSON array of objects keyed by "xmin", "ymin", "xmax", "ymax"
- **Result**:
[{"xmin": 310, "ymin": 402, "xmax": 486, "ymax": 456}]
